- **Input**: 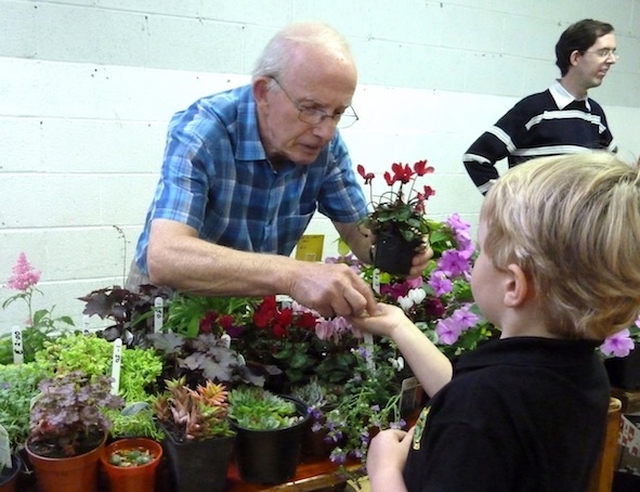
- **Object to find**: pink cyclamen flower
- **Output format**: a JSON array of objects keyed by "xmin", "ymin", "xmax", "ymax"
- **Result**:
[
  {"xmin": 315, "ymin": 316, "xmax": 361, "ymax": 342},
  {"xmin": 7, "ymin": 252, "xmax": 41, "ymax": 291},
  {"xmin": 600, "ymin": 329, "xmax": 635, "ymax": 358}
]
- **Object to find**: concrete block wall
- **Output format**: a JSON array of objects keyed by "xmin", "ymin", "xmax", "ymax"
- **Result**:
[{"xmin": 1, "ymin": 0, "xmax": 639, "ymax": 331}]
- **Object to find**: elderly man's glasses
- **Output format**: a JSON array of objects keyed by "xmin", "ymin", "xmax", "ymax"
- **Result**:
[
  {"xmin": 585, "ymin": 48, "xmax": 618, "ymax": 60},
  {"xmin": 269, "ymin": 77, "xmax": 359, "ymax": 129}
]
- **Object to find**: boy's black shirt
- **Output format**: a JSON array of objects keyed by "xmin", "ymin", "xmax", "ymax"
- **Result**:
[{"xmin": 403, "ymin": 336, "xmax": 609, "ymax": 492}]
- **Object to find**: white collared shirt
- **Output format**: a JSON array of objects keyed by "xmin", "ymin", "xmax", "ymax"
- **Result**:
[{"xmin": 549, "ymin": 79, "xmax": 591, "ymax": 111}]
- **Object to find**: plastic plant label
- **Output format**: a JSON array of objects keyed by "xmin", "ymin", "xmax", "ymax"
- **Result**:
[
  {"xmin": 111, "ymin": 338, "xmax": 123, "ymax": 395},
  {"xmin": 11, "ymin": 326, "xmax": 23, "ymax": 365},
  {"xmin": 154, "ymin": 297, "xmax": 164, "ymax": 333}
]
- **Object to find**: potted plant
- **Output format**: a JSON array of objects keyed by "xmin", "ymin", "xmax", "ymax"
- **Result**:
[
  {"xmin": 152, "ymin": 376, "xmax": 235, "ymax": 492},
  {"xmin": 79, "ymin": 284, "xmax": 172, "ymax": 348},
  {"xmin": 355, "ymin": 212, "xmax": 498, "ymax": 359},
  {"xmin": 34, "ymin": 332, "xmax": 164, "ymax": 404},
  {"xmin": 228, "ymin": 386, "xmax": 309, "ymax": 484},
  {"xmin": 0, "ymin": 252, "xmax": 74, "ymax": 364},
  {"xmin": 357, "ymin": 160, "xmax": 435, "ymax": 275},
  {"xmin": 25, "ymin": 370, "xmax": 125, "ymax": 492},
  {"xmin": 291, "ymin": 377, "xmax": 340, "ymax": 458},
  {"xmin": 0, "ymin": 425, "xmax": 21, "ymax": 492},
  {"xmin": 100, "ymin": 436, "xmax": 163, "ymax": 492}
]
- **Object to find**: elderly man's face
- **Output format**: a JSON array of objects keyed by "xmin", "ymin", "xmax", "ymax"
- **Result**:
[{"xmin": 254, "ymin": 46, "xmax": 357, "ymax": 166}]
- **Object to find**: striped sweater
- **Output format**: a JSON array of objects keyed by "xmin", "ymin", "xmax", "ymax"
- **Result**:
[{"xmin": 463, "ymin": 85, "xmax": 617, "ymax": 194}]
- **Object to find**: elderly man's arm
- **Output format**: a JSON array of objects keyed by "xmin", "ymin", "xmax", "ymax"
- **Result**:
[{"xmin": 147, "ymin": 218, "xmax": 377, "ymax": 317}]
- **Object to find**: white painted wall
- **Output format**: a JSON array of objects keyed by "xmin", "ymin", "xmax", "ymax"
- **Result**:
[{"xmin": 1, "ymin": 0, "xmax": 640, "ymax": 331}]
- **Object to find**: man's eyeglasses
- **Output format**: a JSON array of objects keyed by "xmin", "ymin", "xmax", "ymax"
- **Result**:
[
  {"xmin": 269, "ymin": 77, "xmax": 359, "ymax": 129},
  {"xmin": 585, "ymin": 48, "xmax": 618, "ymax": 60}
]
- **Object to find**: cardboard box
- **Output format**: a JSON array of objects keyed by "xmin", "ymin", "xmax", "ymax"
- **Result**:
[{"xmin": 618, "ymin": 415, "xmax": 640, "ymax": 476}]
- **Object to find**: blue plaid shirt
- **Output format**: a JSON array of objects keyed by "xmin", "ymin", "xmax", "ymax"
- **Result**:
[{"xmin": 133, "ymin": 84, "xmax": 368, "ymax": 275}]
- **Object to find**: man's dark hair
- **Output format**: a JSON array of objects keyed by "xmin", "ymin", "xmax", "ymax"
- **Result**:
[{"xmin": 555, "ymin": 19, "xmax": 614, "ymax": 76}]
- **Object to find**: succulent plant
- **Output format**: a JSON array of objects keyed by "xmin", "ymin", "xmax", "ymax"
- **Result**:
[
  {"xmin": 228, "ymin": 386, "xmax": 304, "ymax": 430},
  {"xmin": 153, "ymin": 376, "xmax": 234, "ymax": 442}
]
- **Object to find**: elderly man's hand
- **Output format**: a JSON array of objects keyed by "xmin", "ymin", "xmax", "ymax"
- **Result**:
[
  {"xmin": 288, "ymin": 262, "xmax": 377, "ymax": 318},
  {"xmin": 406, "ymin": 243, "xmax": 433, "ymax": 278}
]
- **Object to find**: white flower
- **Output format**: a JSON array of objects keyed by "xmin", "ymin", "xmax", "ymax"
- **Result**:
[
  {"xmin": 397, "ymin": 295, "xmax": 414, "ymax": 311},
  {"xmin": 408, "ymin": 288, "xmax": 427, "ymax": 304},
  {"xmin": 389, "ymin": 356, "xmax": 405, "ymax": 372}
]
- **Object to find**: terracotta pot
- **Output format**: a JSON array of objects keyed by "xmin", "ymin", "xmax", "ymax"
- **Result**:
[
  {"xmin": 0, "ymin": 455, "xmax": 22, "ymax": 492},
  {"xmin": 100, "ymin": 437, "xmax": 163, "ymax": 492},
  {"xmin": 26, "ymin": 436, "xmax": 105, "ymax": 492}
]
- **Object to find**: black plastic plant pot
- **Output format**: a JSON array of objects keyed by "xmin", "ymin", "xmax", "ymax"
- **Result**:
[
  {"xmin": 605, "ymin": 343, "xmax": 640, "ymax": 390},
  {"xmin": 374, "ymin": 228, "xmax": 422, "ymax": 276},
  {"xmin": 231, "ymin": 396, "xmax": 310, "ymax": 485},
  {"xmin": 160, "ymin": 426, "xmax": 235, "ymax": 492},
  {"xmin": 0, "ymin": 454, "xmax": 22, "ymax": 491}
]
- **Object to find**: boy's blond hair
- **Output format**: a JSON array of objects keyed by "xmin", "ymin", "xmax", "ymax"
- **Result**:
[{"xmin": 482, "ymin": 152, "xmax": 640, "ymax": 339}]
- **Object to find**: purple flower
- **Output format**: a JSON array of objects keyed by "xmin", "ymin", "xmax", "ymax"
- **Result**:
[
  {"xmin": 601, "ymin": 329, "xmax": 636, "ymax": 358},
  {"xmin": 450, "ymin": 304, "xmax": 480, "ymax": 330},
  {"xmin": 428, "ymin": 271, "xmax": 453, "ymax": 296},
  {"xmin": 437, "ymin": 250, "xmax": 471, "ymax": 278},
  {"xmin": 436, "ymin": 317, "xmax": 464, "ymax": 345},
  {"xmin": 6, "ymin": 252, "xmax": 41, "ymax": 291}
]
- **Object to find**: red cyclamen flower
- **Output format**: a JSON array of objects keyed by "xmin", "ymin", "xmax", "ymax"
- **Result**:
[
  {"xmin": 357, "ymin": 164, "xmax": 375, "ymax": 184},
  {"xmin": 413, "ymin": 160, "xmax": 434, "ymax": 176},
  {"xmin": 391, "ymin": 162, "xmax": 413, "ymax": 184},
  {"xmin": 7, "ymin": 252, "xmax": 41, "ymax": 291}
]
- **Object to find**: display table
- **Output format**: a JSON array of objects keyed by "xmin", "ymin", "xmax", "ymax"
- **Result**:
[
  {"xmin": 225, "ymin": 457, "xmax": 359, "ymax": 492},
  {"xmin": 15, "ymin": 450, "xmax": 359, "ymax": 492}
]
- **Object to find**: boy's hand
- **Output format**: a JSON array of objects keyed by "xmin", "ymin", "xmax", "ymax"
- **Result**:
[{"xmin": 348, "ymin": 303, "xmax": 410, "ymax": 338}]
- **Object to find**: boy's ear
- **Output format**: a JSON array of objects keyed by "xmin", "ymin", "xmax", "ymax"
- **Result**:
[{"xmin": 504, "ymin": 264, "xmax": 529, "ymax": 307}]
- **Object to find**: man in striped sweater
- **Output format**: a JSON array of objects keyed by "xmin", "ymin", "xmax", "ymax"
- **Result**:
[{"xmin": 463, "ymin": 19, "xmax": 618, "ymax": 195}]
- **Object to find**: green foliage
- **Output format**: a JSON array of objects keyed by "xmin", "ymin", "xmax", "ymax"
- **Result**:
[
  {"xmin": 164, "ymin": 293, "xmax": 259, "ymax": 338},
  {"xmin": 322, "ymin": 344, "xmax": 404, "ymax": 480},
  {"xmin": 0, "ymin": 362, "xmax": 47, "ymax": 453},
  {"xmin": 34, "ymin": 333, "xmax": 163, "ymax": 403},
  {"xmin": 228, "ymin": 387, "xmax": 304, "ymax": 430},
  {"xmin": 107, "ymin": 405, "xmax": 164, "ymax": 441}
]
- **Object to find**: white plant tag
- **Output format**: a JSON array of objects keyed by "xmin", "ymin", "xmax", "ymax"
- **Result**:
[
  {"xmin": 154, "ymin": 297, "xmax": 164, "ymax": 333},
  {"xmin": 363, "ymin": 332, "xmax": 375, "ymax": 371},
  {"xmin": 111, "ymin": 338, "xmax": 123, "ymax": 395},
  {"xmin": 372, "ymin": 268, "xmax": 381, "ymax": 295},
  {"xmin": 11, "ymin": 326, "xmax": 23, "ymax": 365}
]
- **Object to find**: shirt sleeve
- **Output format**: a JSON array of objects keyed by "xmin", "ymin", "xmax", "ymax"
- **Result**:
[{"xmin": 316, "ymin": 134, "xmax": 368, "ymax": 223}]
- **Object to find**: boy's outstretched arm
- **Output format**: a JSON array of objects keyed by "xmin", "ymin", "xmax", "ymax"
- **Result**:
[{"xmin": 349, "ymin": 303, "xmax": 453, "ymax": 397}]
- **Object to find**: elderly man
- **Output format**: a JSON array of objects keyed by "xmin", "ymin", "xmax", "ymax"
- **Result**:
[{"xmin": 128, "ymin": 21, "xmax": 430, "ymax": 317}]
